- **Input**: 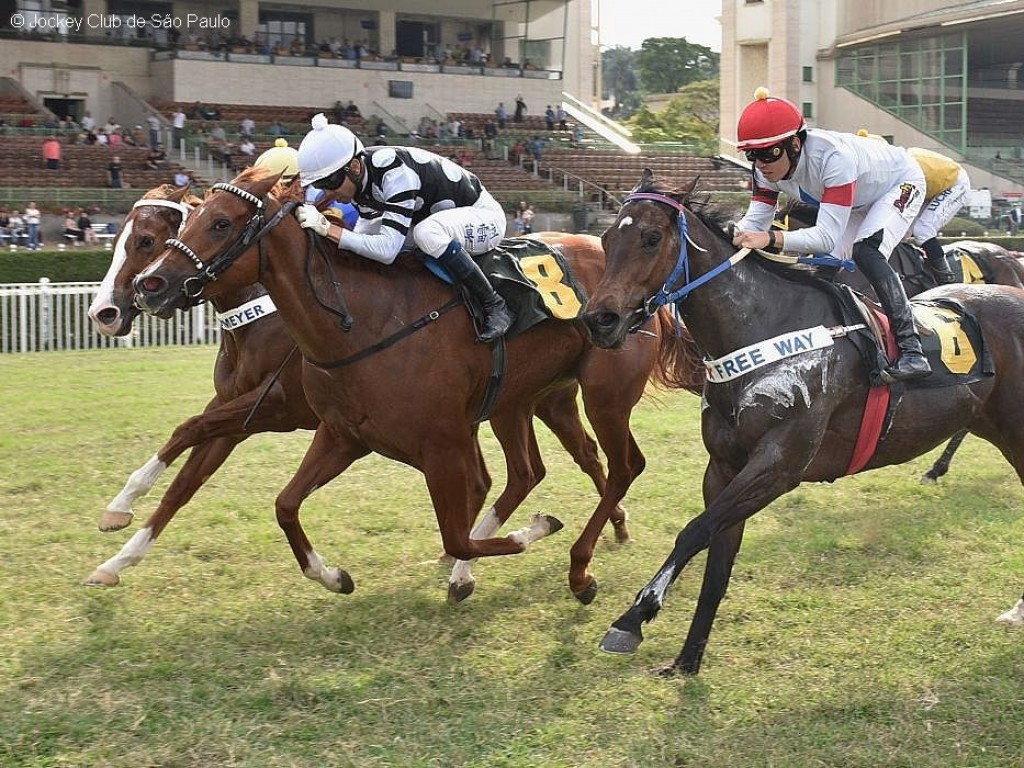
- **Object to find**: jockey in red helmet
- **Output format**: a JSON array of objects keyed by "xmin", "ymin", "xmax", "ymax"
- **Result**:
[{"xmin": 732, "ymin": 88, "xmax": 931, "ymax": 383}]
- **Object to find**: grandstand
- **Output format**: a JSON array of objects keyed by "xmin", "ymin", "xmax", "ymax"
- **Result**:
[{"xmin": 1, "ymin": 0, "xmax": 1020, "ymax": 232}]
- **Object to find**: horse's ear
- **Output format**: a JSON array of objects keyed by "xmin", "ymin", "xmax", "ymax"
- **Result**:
[
  {"xmin": 641, "ymin": 168, "xmax": 655, "ymax": 185},
  {"xmin": 683, "ymin": 176, "xmax": 700, "ymax": 198},
  {"xmin": 168, "ymin": 185, "xmax": 189, "ymax": 203},
  {"xmin": 243, "ymin": 169, "xmax": 281, "ymax": 199},
  {"xmin": 280, "ymin": 177, "xmax": 304, "ymax": 204}
]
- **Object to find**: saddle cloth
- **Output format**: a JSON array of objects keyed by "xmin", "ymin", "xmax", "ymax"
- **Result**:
[{"xmin": 423, "ymin": 237, "xmax": 588, "ymax": 339}]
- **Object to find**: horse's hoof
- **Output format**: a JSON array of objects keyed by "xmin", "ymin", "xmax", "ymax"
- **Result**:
[
  {"xmin": 996, "ymin": 600, "xmax": 1024, "ymax": 627},
  {"xmin": 448, "ymin": 580, "xmax": 476, "ymax": 604},
  {"xmin": 334, "ymin": 571, "xmax": 355, "ymax": 595},
  {"xmin": 541, "ymin": 514, "xmax": 564, "ymax": 535},
  {"xmin": 573, "ymin": 578, "xmax": 599, "ymax": 605},
  {"xmin": 83, "ymin": 568, "xmax": 119, "ymax": 587},
  {"xmin": 98, "ymin": 510, "xmax": 134, "ymax": 532},
  {"xmin": 599, "ymin": 626, "xmax": 643, "ymax": 655}
]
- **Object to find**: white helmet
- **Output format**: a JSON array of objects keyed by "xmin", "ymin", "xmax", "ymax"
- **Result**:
[{"xmin": 297, "ymin": 112, "xmax": 364, "ymax": 187}]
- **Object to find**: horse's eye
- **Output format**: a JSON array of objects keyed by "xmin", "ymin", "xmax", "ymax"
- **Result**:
[
  {"xmin": 213, "ymin": 218, "xmax": 231, "ymax": 231},
  {"xmin": 138, "ymin": 235, "xmax": 155, "ymax": 249},
  {"xmin": 642, "ymin": 229, "xmax": 662, "ymax": 248}
]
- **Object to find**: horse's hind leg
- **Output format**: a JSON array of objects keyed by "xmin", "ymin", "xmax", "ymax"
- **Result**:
[
  {"xmin": 275, "ymin": 424, "xmax": 369, "ymax": 593},
  {"xmin": 921, "ymin": 429, "xmax": 969, "ymax": 484},
  {"xmin": 535, "ymin": 385, "xmax": 630, "ymax": 541},
  {"xmin": 85, "ymin": 435, "xmax": 247, "ymax": 586}
]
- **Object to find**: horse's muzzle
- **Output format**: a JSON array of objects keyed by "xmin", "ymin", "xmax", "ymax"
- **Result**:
[{"xmin": 581, "ymin": 310, "xmax": 627, "ymax": 349}]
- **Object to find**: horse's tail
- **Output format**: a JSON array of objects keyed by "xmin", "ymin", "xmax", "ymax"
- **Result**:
[{"xmin": 649, "ymin": 307, "xmax": 705, "ymax": 395}]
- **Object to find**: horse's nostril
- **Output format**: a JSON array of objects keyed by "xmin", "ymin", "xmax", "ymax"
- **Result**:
[
  {"xmin": 137, "ymin": 275, "xmax": 164, "ymax": 294},
  {"xmin": 96, "ymin": 307, "xmax": 119, "ymax": 324}
]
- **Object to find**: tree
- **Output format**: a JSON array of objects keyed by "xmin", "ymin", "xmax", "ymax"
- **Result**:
[
  {"xmin": 637, "ymin": 38, "xmax": 719, "ymax": 95},
  {"xmin": 601, "ymin": 46, "xmax": 639, "ymax": 117},
  {"xmin": 625, "ymin": 79, "xmax": 720, "ymax": 153}
]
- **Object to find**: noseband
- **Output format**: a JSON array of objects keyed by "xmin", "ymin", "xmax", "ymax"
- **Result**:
[
  {"xmin": 620, "ymin": 192, "xmax": 749, "ymax": 331},
  {"xmin": 164, "ymin": 182, "xmax": 297, "ymax": 302}
]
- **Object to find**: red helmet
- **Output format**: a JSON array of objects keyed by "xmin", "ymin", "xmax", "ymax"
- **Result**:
[{"xmin": 737, "ymin": 87, "xmax": 806, "ymax": 151}]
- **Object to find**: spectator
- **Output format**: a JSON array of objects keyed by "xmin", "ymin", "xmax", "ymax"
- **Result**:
[
  {"xmin": 495, "ymin": 102, "xmax": 508, "ymax": 129},
  {"xmin": 147, "ymin": 113, "xmax": 161, "ymax": 148},
  {"xmin": 108, "ymin": 156, "xmax": 125, "ymax": 188},
  {"xmin": 239, "ymin": 137, "xmax": 256, "ymax": 157},
  {"xmin": 514, "ymin": 95, "xmax": 527, "ymax": 123},
  {"xmin": 103, "ymin": 116, "xmax": 120, "ymax": 135},
  {"xmin": 345, "ymin": 100, "xmax": 361, "ymax": 119},
  {"xmin": 521, "ymin": 203, "xmax": 534, "ymax": 234},
  {"xmin": 172, "ymin": 107, "xmax": 186, "ymax": 146},
  {"xmin": 239, "ymin": 116, "xmax": 256, "ymax": 137},
  {"xmin": 557, "ymin": 106, "xmax": 568, "ymax": 131},
  {"xmin": 571, "ymin": 124, "xmax": 585, "ymax": 148},
  {"xmin": 146, "ymin": 144, "xmax": 168, "ymax": 169},
  {"xmin": 510, "ymin": 139, "xmax": 527, "ymax": 166},
  {"xmin": 174, "ymin": 169, "xmax": 192, "ymax": 187},
  {"xmin": 42, "ymin": 135, "xmax": 62, "ymax": 170},
  {"xmin": 0, "ymin": 207, "xmax": 9, "ymax": 242},
  {"xmin": 63, "ymin": 209, "xmax": 85, "ymax": 243},
  {"xmin": 77, "ymin": 208, "xmax": 97, "ymax": 244},
  {"xmin": 267, "ymin": 120, "xmax": 286, "ymax": 137},
  {"xmin": 529, "ymin": 135, "xmax": 544, "ymax": 162},
  {"xmin": 80, "ymin": 110, "xmax": 96, "ymax": 133},
  {"xmin": 214, "ymin": 140, "xmax": 234, "ymax": 168},
  {"xmin": 96, "ymin": 129, "xmax": 109, "ymax": 146},
  {"xmin": 1011, "ymin": 206, "xmax": 1023, "ymax": 235},
  {"xmin": 513, "ymin": 201, "xmax": 526, "ymax": 235},
  {"xmin": 24, "ymin": 202, "xmax": 41, "ymax": 250},
  {"xmin": 545, "ymin": 105, "xmax": 555, "ymax": 131},
  {"xmin": 8, "ymin": 209, "xmax": 26, "ymax": 246}
]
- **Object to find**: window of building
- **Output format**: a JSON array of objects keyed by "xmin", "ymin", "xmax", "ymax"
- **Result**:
[
  {"xmin": 802, "ymin": 66, "xmax": 813, "ymax": 83},
  {"xmin": 802, "ymin": 102, "xmax": 813, "ymax": 119}
]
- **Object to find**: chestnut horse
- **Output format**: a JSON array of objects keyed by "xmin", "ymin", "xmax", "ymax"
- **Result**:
[
  {"xmin": 128, "ymin": 170, "xmax": 700, "ymax": 603},
  {"xmin": 581, "ymin": 171, "xmax": 1024, "ymax": 675},
  {"xmin": 85, "ymin": 184, "xmax": 698, "ymax": 596},
  {"xmin": 776, "ymin": 200, "xmax": 1024, "ymax": 482}
]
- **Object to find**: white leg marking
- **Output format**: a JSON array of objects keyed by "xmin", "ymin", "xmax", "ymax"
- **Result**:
[
  {"xmin": 107, "ymin": 455, "xmax": 167, "ymax": 514},
  {"xmin": 89, "ymin": 527, "xmax": 156, "ymax": 583},
  {"xmin": 449, "ymin": 506, "xmax": 502, "ymax": 589},
  {"xmin": 996, "ymin": 599, "xmax": 1024, "ymax": 627},
  {"xmin": 302, "ymin": 549, "xmax": 346, "ymax": 592},
  {"xmin": 508, "ymin": 513, "xmax": 554, "ymax": 549}
]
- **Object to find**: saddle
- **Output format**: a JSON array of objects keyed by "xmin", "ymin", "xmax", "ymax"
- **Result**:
[
  {"xmin": 422, "ymin": 237, "xmax": 588, "ymax": 339},
  {"xmin": 836, "ymin": 284, "xmax": 993, "ymax": 389}
]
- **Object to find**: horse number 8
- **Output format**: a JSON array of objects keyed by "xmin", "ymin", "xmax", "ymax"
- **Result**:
[{"xmin": 520, "ymin": 254, "xmax": 583, "ymax": 319}]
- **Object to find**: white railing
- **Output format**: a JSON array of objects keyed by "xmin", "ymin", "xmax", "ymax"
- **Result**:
[{"xmin": 0, "ymin": 280, "xmax": 221, "ymax": 354}]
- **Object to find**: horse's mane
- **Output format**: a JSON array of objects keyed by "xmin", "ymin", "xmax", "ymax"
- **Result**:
[
  {"xmin": 142, "ymin": 184, "xmax": 203, "ymax": 208},
  {"xmin": 776, "ymin": 199, "xmax": 819, "ymax": 228},
  {"xmin": 632, "ymin": 174, "xmax": 734, "ymax": 245}
]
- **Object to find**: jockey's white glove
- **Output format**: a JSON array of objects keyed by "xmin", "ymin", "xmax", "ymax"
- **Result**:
[{"xmin": 296, "ymin": 203, "xmax": 330, "ymax": 236}]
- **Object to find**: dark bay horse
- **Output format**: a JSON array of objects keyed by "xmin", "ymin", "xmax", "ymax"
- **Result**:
[
  {"xmin": 128, "ymin": 169, "xmax": 701, "ymax": 603},
  {"xmin": 776, "ymin": 201, "xmax": 1024, "ymax": 482},
  {"xmin": 581, "ymin": 171, "xmax": 1024, "ymax": 675},
  {"xmin": 87, "ymin": 183, "xmax": 700, "ymax": 598}
]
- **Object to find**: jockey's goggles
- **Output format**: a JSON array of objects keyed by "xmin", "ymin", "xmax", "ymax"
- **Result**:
[
  {"xmin": 311, "ymin": 165, "xmax": 351, "ymax": 191},
  {"xmin": 745, "ymin": 143, "xmax": 786, "ymax": 163}
]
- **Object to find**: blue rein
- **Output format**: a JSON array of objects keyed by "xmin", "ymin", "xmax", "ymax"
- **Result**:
[{"xmin": 623, "ymin": 192, "xmax": 739, "ymax": 329}]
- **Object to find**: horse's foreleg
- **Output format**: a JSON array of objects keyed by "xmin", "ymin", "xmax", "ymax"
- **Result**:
[
  {"xmin": 98, "ymin": 388, "xmax": 285, "ymax": 531},
  {"xmin": 275, "ymin": 424, "xmax": 368, "ymax": 593},
  {"xmin": 997, "ymin": 591, "xmax": 1024, "ymax": 627},
  {"xmin": 673, "ymin": 521, "xmax": 746, "ymax": 675},
  {"xmin": 85, "ymin": 435, "xmax": 247, "ymax": 586},
  {"xmin": 536, "ymin": 386, "xmax": 630, "ymax": 542},
  {"xmin": 599, "ymin": 450, "xmax": 803, "ymax": 671},
  {"xmin": 921, "ymin": 429, "xmax": 969, "ymax": 483}
]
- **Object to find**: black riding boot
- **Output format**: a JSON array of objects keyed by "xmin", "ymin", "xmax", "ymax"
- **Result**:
[
  {"xmin": 857, "ymin": 250, "xmax": 931, "ymax": 382},
  {"xmin": 437, "ymin": 242, "xmax": 514, "ymax": 343},
  {"xmin": 921, "ymin": 238, "xmax": 956, "ymax": 285}
]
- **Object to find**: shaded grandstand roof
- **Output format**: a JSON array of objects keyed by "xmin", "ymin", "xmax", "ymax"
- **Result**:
[{"xmin": 833, "ymin": 0, "xmax": 1024, "ymax": 58}]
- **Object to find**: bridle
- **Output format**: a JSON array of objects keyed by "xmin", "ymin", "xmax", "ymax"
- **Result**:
[
  {"xmin": 619, "ymin": 191, "xmax": 749, "ymax": 332},
  {"xmin": 163, "ymin": 182, "xmax": 298, "ymax": 303}
]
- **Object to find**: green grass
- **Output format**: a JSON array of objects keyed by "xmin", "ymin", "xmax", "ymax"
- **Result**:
[{"xmin": 1, "ymin": 347, "xmax": 1021, "ymax": 767}]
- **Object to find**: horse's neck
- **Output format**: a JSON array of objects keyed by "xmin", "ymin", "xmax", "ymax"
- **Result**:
[
  {"xmin": 208, "ymin": 283, "xmax": 270, "ymax": 314},
  {"xmin": 680, "ymin": 254, "xmax": 828, "ymax": 358},
  {"xmin": 260, "ymin": 237, "xmax": 438, "ymax": 359}
]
